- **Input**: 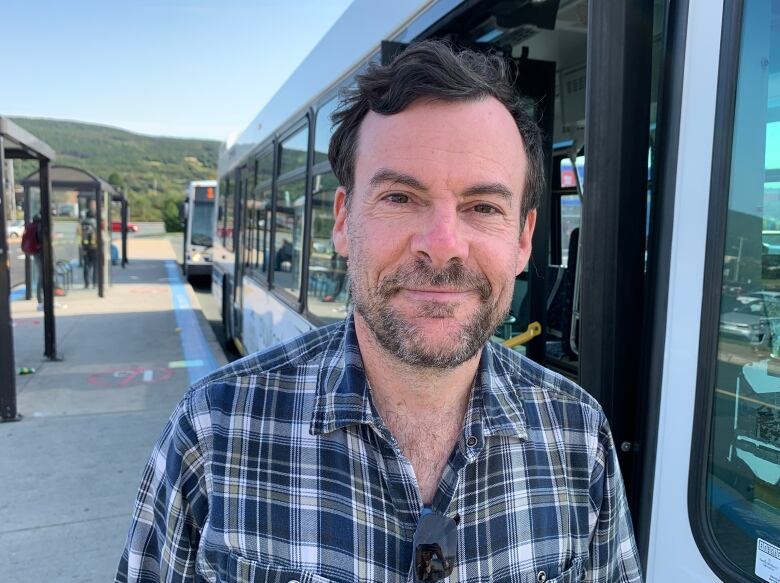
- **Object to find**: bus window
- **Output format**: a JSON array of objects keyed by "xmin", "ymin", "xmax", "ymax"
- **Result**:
[
  {"xmin": 224, "ymin": 178, "xmax": 235, "ymax": 253},
  {"xmin": 256, "ymin": 148, "xmax": 275, "ymax": 186},
  {"xmin": 250, "ymin": 185, "xmax": 271, "ymax": 275},
  {"xmin": 307, "ymin": 171, "xmax": 348, "ymax": 323},
  {"xmin": 560, "ymin": 193, "xmax": 582, "ymax": 268},
  {"xmin": 279, "ymin": 125, "xmax": 309, "ymax": 176},
  {"xmin": 218, "ymin": 179, "xmax": 231, "ymax": 248},
  {"xmin": 314, "ymin": 98, "xmax": 338, "ymax": 165},
  {"xmin": 704, "ymin": 1, "xmax": 780, "ymax": 577},
  {"xmin": 241, "ymin": 165, "xmax": 256, "ymax": 270},
  {"xmin": 273, "ymin": 178, "xmax": 306, "ymax": 297},
  {"xmin": 191, "ymin": 186, "xmax": 216, "ymax": 248}
]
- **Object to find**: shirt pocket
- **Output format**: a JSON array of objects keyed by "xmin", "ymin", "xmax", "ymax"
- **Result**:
[
  {"xmin": 226, "ymin": 553, "xmax": 333, "ymax": 583},
  {"xmin": 515, "ymin": 557, "xmax": 584, "ymax": 583}
]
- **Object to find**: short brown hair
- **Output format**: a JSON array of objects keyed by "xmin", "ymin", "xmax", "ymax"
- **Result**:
[{"xmin": 328, "ymin": 39, "xmax": 544, "ymax": 225}]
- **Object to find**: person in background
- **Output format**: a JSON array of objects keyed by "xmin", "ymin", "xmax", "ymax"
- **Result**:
[
  {"xmin": 21, "ymin": 213, "xmax": 44, "ymax": 309},
  {"xmin": 79, "ymin": 210, "xmax": 98, "ymax": 289}
]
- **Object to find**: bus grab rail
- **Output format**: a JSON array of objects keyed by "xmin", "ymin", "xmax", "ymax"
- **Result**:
[{"xmin": 503, "ymin": 321, "xmax": 542, "ymax": 349}]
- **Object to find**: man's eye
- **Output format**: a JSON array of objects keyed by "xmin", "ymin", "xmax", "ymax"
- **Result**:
[
  {"xmin": 384, "ymin": 193, "xmax": 409, "ymax": 204},
  {"xmin": 473, "ymin": 204, "xmax": 501, "ymax": 215}
]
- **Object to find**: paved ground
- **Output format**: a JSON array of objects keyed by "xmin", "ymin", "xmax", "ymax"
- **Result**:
[{"xmin": 0, "ymin": 236, "xmax": 228, "ymax": 582}]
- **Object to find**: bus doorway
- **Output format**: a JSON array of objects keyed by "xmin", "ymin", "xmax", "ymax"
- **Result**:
[{"xmin": 415, "ymin": 0, "xmax": 660, "ymax": 543}]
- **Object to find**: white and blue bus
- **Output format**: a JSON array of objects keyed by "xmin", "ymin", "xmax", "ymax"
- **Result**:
[
  {"xmin": 182, "ymin": 180, "xmax": 217, "ymax": 280},
  {"xmin": 212, "ymin": 0, "xmax": 780, "ymax": 580}
]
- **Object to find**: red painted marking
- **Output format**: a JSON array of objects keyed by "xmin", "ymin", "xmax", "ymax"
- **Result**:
[{"xmin": 11, "ymin": 319, "xmax": 41, "ymax": 328}]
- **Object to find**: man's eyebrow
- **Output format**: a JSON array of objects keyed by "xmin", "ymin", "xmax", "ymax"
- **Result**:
[
  {"xmin": 461, "ymin": 182, "xmax": 515, "ymax": 204},
  {"xmin": 369, "ymin": 168, "xmax": 428, "ymax": 191}
]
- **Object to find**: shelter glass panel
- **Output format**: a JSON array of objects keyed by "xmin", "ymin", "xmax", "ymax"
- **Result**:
[
  {"xmin": 273, "ymin": 178, "xmax": 306, "ymax": 298},
  {"xmin": 279, "ymin": 125, "xmax": 309, "ymax": 176},
  {"xmin": 705, "ymin": 2, "xmax": 780, "ymax": 577},
  {"xmin": 307, "ymin": 171, "xmax": 348, "ymax": 323}
]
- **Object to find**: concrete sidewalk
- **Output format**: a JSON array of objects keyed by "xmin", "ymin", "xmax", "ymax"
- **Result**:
[{"xmin": 0, "ymin": 238, "xmax": 227, "ymax": 582}]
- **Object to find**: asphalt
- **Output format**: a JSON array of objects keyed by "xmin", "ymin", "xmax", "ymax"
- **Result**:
[{"xmin": 0, "ymin": 236, "xmax": 228, "ymax": 582}]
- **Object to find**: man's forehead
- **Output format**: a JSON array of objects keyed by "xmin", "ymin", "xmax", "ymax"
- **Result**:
[
  {"xmin": 355, "ymin": 98, "xmax": 527, "ymax": 189},
  {"xmin": 360, "ymin": 97, "xmax": 521, "ymax": 142}
]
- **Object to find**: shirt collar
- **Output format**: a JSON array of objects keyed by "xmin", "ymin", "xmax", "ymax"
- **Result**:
[
  {"xmin": 310, "ymin": 314, "xmax": 528, "ymax": 441},
  {"xmin": 310, "ymin": 314, "xmax": 375, "ymax": 435}
]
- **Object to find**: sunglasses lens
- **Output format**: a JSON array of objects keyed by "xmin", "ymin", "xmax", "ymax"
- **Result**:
[
  {"xmin": 415, "ymin": 543, "xmax": 454, "ymax": 581},
  {"xmin": 413, "ymin": 513, "xmax": 457, "ymax": 582}
]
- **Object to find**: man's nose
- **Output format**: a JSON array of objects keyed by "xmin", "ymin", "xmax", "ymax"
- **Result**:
[{"xmin": 410, "ymin": 204, "xmax": 469, "ymax": 269}]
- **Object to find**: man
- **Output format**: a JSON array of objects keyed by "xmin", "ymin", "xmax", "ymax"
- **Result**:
[
  {"xmin": 118, "ymin": 41, "xmax": 641, "ymax": 582},
  {"xmin": 79, "ymin": 210, "xmax": 98, "ymax": 289}
]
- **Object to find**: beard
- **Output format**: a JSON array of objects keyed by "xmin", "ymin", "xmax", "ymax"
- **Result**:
[{"xmin": 350, "ymin": 256, "xmax": 511, "ymax": 369}]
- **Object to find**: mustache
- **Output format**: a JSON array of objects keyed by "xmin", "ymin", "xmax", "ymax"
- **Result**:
[{"xmin": 377, "ymin": 258, "xmax": 492, "ymax": 302}]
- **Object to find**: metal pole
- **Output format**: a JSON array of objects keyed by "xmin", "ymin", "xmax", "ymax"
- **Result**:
[
  {"xmin": 4, "ymin": 160, "xmax": 15, "ymax": 220},
  {"xmin": 96, "ymin": 187, "xmax": 104, "ymax": 298},
  {"xmin": 39, "ymin": 160, "xmax": 57, "ymax": 360},
  {"xmin": 24, "ymin": 185, "xmax": 31, "ymax": 300},
  {"xmin": 0, "ymin": 136, "xmax": 20, "ymax": 421},
  {"xmin": 121, "ymin": 198, "xmax": 128, "ymax": 267}
]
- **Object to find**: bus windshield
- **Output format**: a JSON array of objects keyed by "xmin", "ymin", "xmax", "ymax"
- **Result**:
[{"xmin": 190, "ymin": 201, "xmax": 214, "ymax": 248}]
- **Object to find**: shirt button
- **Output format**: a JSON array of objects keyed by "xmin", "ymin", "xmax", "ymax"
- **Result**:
[
  {"xmin": 466, "ymin": 435, "xmax": 478, "ymax": 447},
  {"xmin": 537, "ymin": 571, "xmax": 547, "ymax": 582}
]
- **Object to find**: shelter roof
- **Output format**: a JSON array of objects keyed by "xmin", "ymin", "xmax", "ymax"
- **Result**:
[
  {"xmin": 0, "ymin": 117, "xmax": 56, "ymax": 161},
  {"xmin": 21, "ymin": 165, "xmax": 123, "ymax": 201}
]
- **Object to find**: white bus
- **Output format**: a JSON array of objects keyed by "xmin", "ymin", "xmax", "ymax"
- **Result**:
[
  {"xmin": 181, "ymin": 180, "xmax": 217, "ymax": 280},
  {"xmin": 213, "ymin": 1, "xmax": 780, "ymax": 580}
]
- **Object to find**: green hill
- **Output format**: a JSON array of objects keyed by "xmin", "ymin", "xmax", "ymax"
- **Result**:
[{"xmin": 10, "ymin": 117, "xmax": 221, "ymax": 224}]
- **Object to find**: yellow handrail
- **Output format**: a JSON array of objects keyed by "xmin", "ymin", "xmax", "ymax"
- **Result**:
[{"xmin": 503, "ymin": 321, "xmax": 542, "ymax": 348}]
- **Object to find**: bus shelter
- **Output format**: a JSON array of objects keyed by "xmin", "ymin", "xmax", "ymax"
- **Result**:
[
  {"xmin": 21, "ymin": 166, "xmax": 128, "ymax": 299},
  {"xmin": 0, "ymin": 117, "xmax": 56, "ymax": 422}
]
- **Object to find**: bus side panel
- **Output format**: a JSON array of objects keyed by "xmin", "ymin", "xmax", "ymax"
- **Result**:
[
  {"xmin": 212, "ymin": 262, "xmax": 226, "ymax": 320},
  {"xmin": 241, "ymin": 276, "xmax": 315, "ymax": 355}
]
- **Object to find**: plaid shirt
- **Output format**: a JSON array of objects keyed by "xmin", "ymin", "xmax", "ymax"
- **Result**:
[{"xmin": 117, "ymin": 315, "xmax": 642, "ymax": 582}]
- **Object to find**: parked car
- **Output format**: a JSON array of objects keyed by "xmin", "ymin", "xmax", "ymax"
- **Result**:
[
  {"xmin": 719, "ymin": 291, "xmax": 780, "ymax": 352},
  {"xmin": 6, "ymin": 219, "xmax": 24, "ymax": 239},
  {"xmin": 111, "ymin": 221, "xmax": 139, "ymax": 233}
]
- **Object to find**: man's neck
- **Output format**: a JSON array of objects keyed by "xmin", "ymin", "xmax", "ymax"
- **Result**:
[
  {"xmin": 353, "ymin": 314, "xmax": 479, "ymax": 420},
  {"xmin": 353, "ymin": 314, "xmax": 480, "ymax": 504}
]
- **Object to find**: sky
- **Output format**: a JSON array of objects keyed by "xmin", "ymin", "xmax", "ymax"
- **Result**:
[{"xmin": 4, "ymin": 0, "xmax": 353, "ymax": 141}]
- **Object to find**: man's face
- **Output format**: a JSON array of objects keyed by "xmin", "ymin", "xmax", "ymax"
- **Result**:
[{"xmin": 333, "ymin": 97, "xmax": 536, "ymax": 368}]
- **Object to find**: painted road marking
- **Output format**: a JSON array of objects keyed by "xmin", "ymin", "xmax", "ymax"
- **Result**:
[
  {"xmin": 168, "ymin": 360, "xmax": 205, "ymax": 369},
  {"xmin": 165, "ymin": 260, "xmax": 220, "ymax": 384},
  {"xmin": 88, "ymin": 366, "xmax": 175, "ymax": 388}
]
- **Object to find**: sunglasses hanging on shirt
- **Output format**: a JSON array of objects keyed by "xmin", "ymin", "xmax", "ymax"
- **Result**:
[{"xmin": 412, "ymin": 508, "xmax": 458, "ymax": 582}]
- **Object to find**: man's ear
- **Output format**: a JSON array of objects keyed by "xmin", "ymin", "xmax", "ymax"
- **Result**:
[
  {"xmin": 516, "ymin": 208, "xmax": 537, "ymax": 275},
  {"xmin": 332, "ymin": 186, "xmax": 349, "ymax": 257}
]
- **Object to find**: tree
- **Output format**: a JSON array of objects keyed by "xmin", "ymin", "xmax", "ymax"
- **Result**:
[{"xmin": 107, "ymin": 172, "xmax": 124, "ymax": 189}]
